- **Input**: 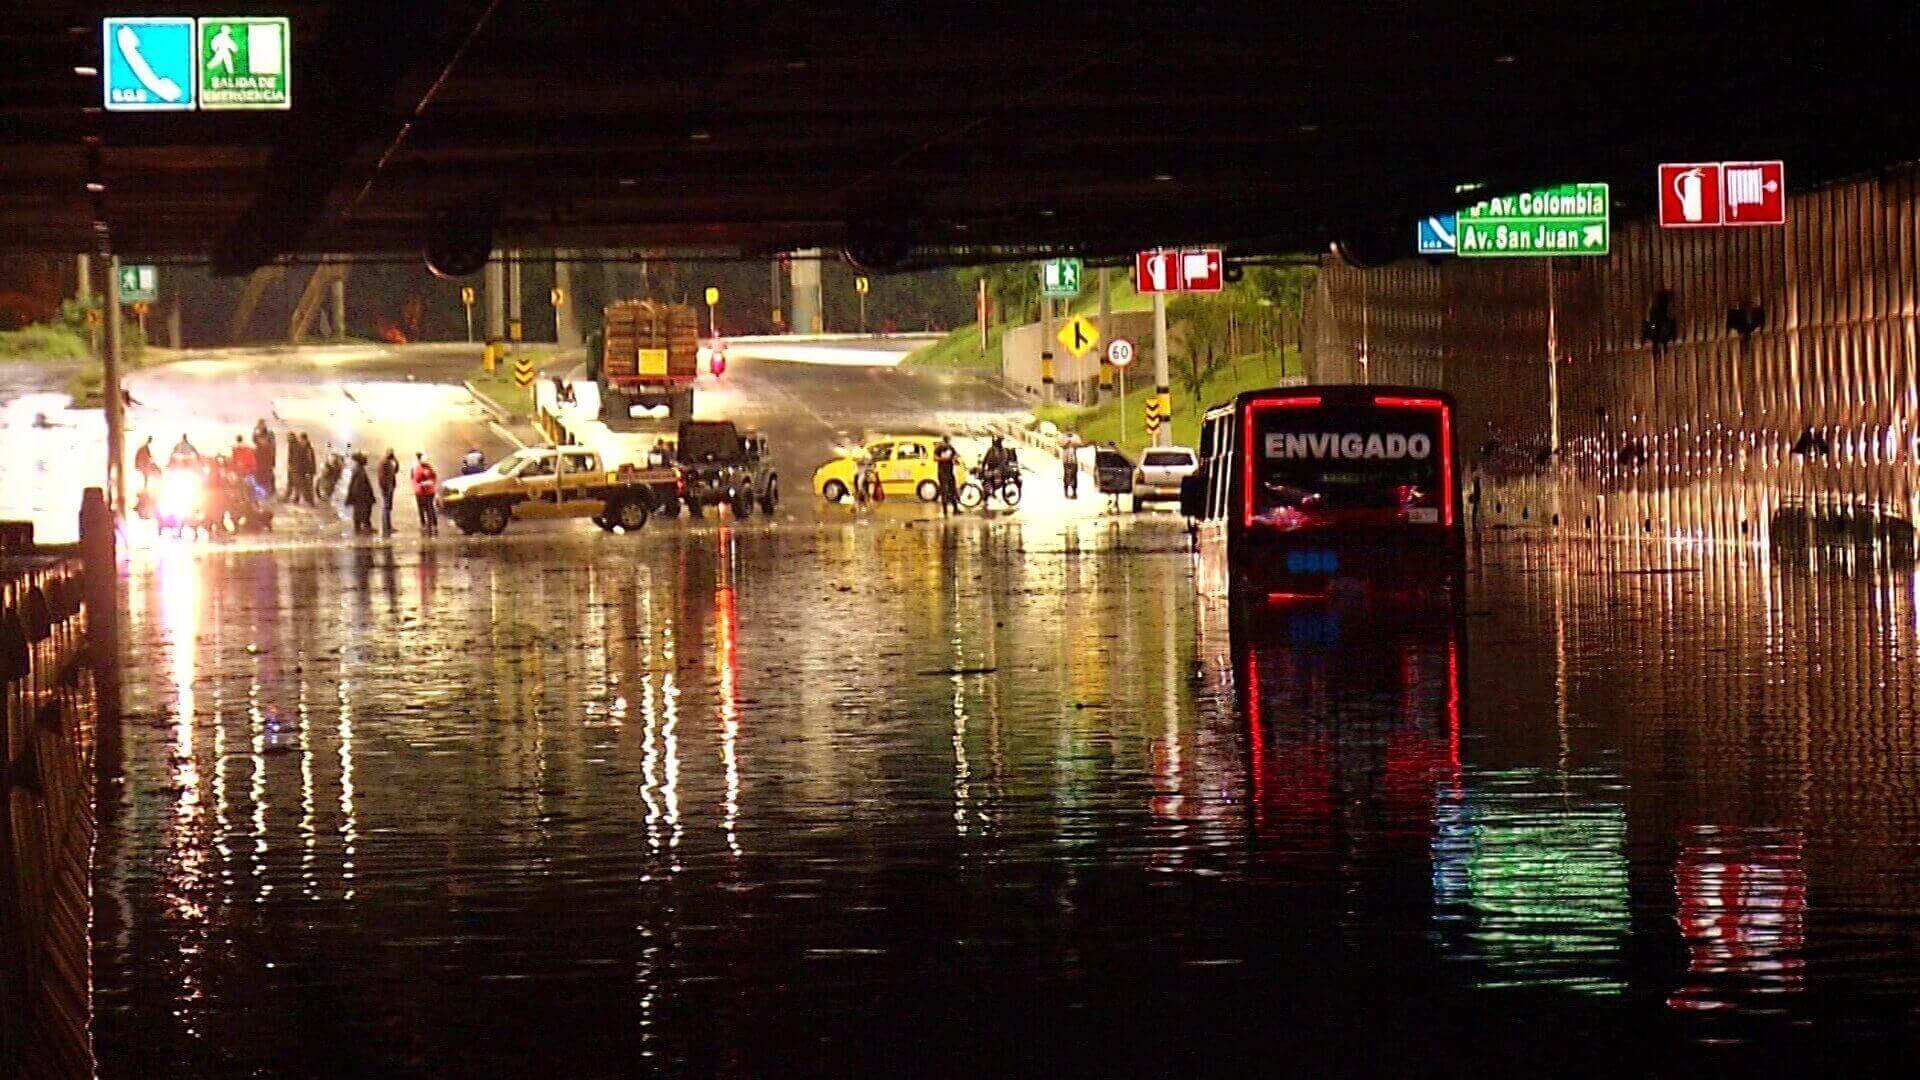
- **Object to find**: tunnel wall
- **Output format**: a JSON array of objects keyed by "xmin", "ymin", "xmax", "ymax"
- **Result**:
[
  {"xmin": 1303, "ymin": 167, "xmax": 1920, "ymax": 548},
  {"xmin": 1, "ymin": 555, "xmax": 96, "ymax": 1079}
]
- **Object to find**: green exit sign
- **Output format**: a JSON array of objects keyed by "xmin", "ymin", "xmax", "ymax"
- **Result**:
[
  {"xmin": 1041, "ymin": 258, "xmax": 1082, "ymax": 298},
  {"xmin": 1456, "ymin": 182, "xmax": 1610, "ymax": 258},
  {"xmin": 118, "ymin": 264, "xmax": 158, "ymax": 302},
  {"xmin": 199, "ymin": 16, "xmax": 291, "ymax": 110}
]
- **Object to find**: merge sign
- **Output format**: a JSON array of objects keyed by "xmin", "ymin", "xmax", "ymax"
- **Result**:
[
  {"xmin": 1456, "ymin": 183, "xmax": 1610, "ymax": 257},
  {"xmin": 198, "ymin": 16, "xmax": 290, "ymax": 110}
]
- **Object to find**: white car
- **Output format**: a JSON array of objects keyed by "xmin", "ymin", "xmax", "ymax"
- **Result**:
[{"xmin": 1133, "ymin": 446, "xmax": 1199, "ymax": 509}]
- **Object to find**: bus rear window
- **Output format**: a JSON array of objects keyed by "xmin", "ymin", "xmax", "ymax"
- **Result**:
[{"xmin": 1248, "ymin": 404, "xmax": 1446, "ymax": 528}]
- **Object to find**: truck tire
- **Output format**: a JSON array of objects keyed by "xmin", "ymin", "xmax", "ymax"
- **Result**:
[
  {"xmin": 476, "ymin": 504, "xmax": 511, "ymax": 535},
  {"xmin": 656, "ymin": 497, "xmax": 681, "ymax": 519},
  {"xmin": 613, "ymin": 498, "xmax": 650, "ymax": 532},
  {"xmin": 760, "ymin": 475, "xmax": 779, "ymax": 514}
]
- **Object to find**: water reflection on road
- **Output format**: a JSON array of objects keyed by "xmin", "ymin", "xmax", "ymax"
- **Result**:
[{"xmin": 92, "ymin": 528, "xmax": 1920, "ymax": 1074}]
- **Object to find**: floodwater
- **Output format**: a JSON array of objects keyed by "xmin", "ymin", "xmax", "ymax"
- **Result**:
[{"xmin": 92, "ymin": 523, "xmax": 1920, "ymax": 1075}]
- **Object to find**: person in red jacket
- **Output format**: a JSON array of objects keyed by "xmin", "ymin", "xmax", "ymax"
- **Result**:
[
  {"xmin": 230, "ymin": 435, "xmax": 257, "ymax": 483},
  {"xmin": 410, "ymin": 453, "xmax": 440, "ymax": 537}
]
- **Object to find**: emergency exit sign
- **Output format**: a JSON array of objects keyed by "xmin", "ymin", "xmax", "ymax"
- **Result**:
[
  {"xmin": 1456, "ymin": 182, "xmax": 1611, "ymax": 257},
  {"xmin": 118, "ymin": 264, "xmax": 158, "ymax": 302},
  {"xmin": 198, "ymin": 17, "xmax": 290, "ymax": 109},
  {"xmin": 1040, "ymin": 259, "xmax": 1082, "ymax": 298}
]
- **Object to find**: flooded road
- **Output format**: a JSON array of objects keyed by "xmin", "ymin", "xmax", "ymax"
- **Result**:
[{"xmin": 92, "ymin": 526, "xmax": 1920, "ymax": 1075}]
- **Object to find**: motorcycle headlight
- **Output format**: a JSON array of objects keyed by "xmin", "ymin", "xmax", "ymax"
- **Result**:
[{"xmin": 159, "ymin": 471, "xmax": 202, "ymax": 518}]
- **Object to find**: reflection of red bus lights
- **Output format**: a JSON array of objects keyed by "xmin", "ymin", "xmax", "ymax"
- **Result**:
[{"xmin": 1265, "ymin": 590, "xmax": 1327, "ymax": 605}]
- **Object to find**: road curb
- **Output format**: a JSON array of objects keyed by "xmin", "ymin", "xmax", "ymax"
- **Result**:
[{"xmin": 464, "ymin": 379, "xmax": 515, "ymax": 422}]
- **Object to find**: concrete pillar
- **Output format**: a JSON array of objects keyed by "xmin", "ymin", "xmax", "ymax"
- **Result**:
[
  {"xmin": 80, "ymin": 486, "xmax": 121, "ymax": 780},
  {"xmin": 507, "ymin": 249, "xmax": 524, "ymax": 343},
  {"xmin": 790, "ymin": 249, "xmax": 822, "ymax": 334},
  {"xmin": 484, "ymin": 252, "xmax": 506, "ymax": 341},
  {"xmin": 553, "ymin": 250, "xmax": 578, "ymax": 350},
  {"xmin": 330, "ymin": 272, "xmax": 346, "ymax": 342},
  {"xmin": 77, "ymin": 254, "xmax": 95, "ymax": 359},
  {"xmin": 167, "ymin": 302, "xmax": 181, "ymax": 349},
  {"xmin": 770, "ymin": 258, "xmax": 783, "ymax": 332},
  {"xmin": 602, "ymin": 253, "xmax": 621, "ymax": 305},
  {"xmin": 102, "ymin": 256, "xmax": 127, "ymax": 513}
]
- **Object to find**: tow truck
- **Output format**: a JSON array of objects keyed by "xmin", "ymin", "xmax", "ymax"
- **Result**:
[{"xmin": 438, "ymin": 446, "xmax": 682, "ymax": 536}]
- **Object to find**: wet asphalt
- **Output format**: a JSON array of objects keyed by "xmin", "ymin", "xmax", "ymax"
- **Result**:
[
  {"xmin": 88, "ymin": 524, "xmax": 1920, "ymax": 1077},
  {"xmin": 57, "ymin": 346, "xmax": 1920, "ymax": 1075}
]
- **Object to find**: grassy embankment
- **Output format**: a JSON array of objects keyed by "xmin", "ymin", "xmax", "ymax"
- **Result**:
[
  {"xmin": 900, "ymin": 277, "xmax": 1157, "ymax": 372},
  {"xmin": 465, "ymin": 348, "xmax": 556, "ymax": 418},
  {"xmin": 0, "ymin": 323, "xmax": 90, "ymax": 362},
  {"xmin": 0, "ymin": 318, "xmax": 154, "ymax": 406},
  {"xmin": 1034, "ymin": 347, "xmax": 1304, "ymax": 455}
]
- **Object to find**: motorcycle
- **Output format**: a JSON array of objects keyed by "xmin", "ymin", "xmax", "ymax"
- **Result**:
[
  {"xmin": 959, "ymin": 458, "xmax": 1023, "ymax": 510},
  {"xmin": 150, "ymin": 465, "xmax": 218, "ymax": 538}
]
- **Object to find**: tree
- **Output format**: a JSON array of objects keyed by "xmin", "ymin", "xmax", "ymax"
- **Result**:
[
  {"xmin": 1170, "ymin": 294, "xmax": 1228, "ymax": 396},
  {"xmin": 954, "ymin": 264, "xmax": 1041, "ymax": 327}
]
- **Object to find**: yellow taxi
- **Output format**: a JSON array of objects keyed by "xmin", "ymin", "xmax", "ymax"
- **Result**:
[{"xmin": 813, "ymin": 435, "xmax": 967, "ymax": 502}]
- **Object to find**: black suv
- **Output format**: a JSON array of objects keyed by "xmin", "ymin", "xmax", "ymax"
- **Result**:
[{"xmin": 678, "ymin": 420, "xmax": 779, "ymax": 518}]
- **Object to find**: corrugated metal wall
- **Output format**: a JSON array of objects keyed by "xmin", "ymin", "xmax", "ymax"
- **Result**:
[{"xmin": 1305, "ymin": 168, "xmax": 1920, "ymax": 548}]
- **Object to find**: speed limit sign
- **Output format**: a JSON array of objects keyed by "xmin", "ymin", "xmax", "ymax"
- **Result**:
[{"xmin": 1106, "ymin": 337, "xmax": 1134, "ymax": 367}]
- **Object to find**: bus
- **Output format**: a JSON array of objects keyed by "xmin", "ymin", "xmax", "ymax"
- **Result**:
[{"xmin": 1184, "ymin": 385, "xmax": 1463, "ymax": 604}]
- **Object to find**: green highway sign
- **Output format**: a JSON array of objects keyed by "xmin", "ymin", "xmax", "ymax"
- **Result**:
[
  {"xmin": 1456, "ymin": 182, "xmax": 1610, "ymax": 258},
  {"xmin": 1041, "ymin": 258, "xmax": 1083, "ymax": 298},
  {"xmin": 117, "ymin": 264, "xmax": 158, "ymax": 303},
  {"xmin": 198, "ymin": 16, "xmax": 290, "ymax": 110}
]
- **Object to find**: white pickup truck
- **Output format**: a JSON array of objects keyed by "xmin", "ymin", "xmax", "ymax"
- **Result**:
[{"xmin": 438, "ymin": 446, "xmax": 682, "ymax": 536}]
